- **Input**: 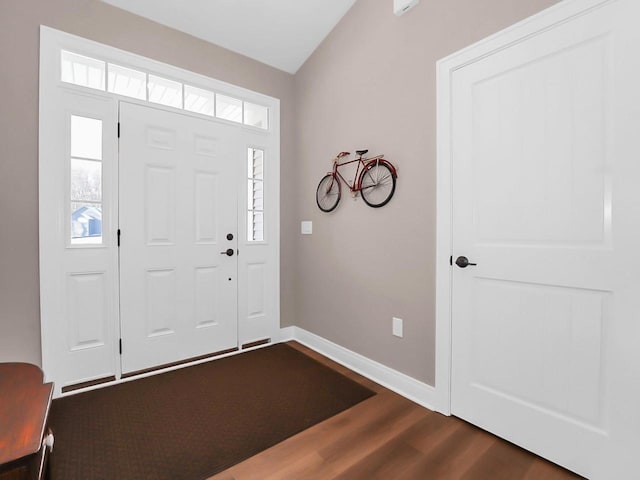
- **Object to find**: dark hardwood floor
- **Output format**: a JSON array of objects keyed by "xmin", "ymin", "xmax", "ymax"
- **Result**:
[{"xmin": 209, "ymin": 341, "xmax": 582, "ymax": 480}]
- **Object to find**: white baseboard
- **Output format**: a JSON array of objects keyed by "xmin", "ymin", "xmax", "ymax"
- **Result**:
[
  {"xmin": 279, "ymin": 326, "xmax": 437, "ymax": 411},
  {"xmin": 278, "ymin": 325, "xmax": 296, "ymax": 342}
]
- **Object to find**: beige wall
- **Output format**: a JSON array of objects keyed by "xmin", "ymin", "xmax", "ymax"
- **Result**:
[
  {"xmin": 0, "ymin": 0, "xmax": 296, "ymax": 365},
  {"xmin": 293, "ymin": 0, "xmax": 559, "ymax": 384}
]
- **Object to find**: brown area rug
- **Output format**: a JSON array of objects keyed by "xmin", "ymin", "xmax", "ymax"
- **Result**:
[{"xmin": 48, "ymin": 343, "xmax": 374, "ymax": 480}]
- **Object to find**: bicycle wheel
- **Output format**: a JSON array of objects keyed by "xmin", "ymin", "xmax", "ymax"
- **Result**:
[
  {"xmin": 359, "ymin": 162, "xmax": 396, "ymax": 208},
  {"xmin": 316, "ymin": 174, "xmax": 341, "ymax": 212}
]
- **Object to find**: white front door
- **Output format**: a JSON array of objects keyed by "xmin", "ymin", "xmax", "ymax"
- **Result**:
[
  {"xmin": 450, "ymin": 1, "xmax": 640, "ymax": 478},
  {"xmin": 119, "ymin": 102, "xmax": 239, "ymax": 374}
]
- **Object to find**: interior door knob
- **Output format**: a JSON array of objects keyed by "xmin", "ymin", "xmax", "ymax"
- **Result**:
[
  {"xmin": 455, "ymin": 256, "xmax": 477, "ymax": 268},
  {"xmin": 221, "ymin": 248, "xmax": 234, "ymax": 256}
]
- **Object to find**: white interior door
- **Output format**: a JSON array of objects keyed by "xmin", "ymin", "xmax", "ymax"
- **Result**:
[
  {"xmin": 119, "ymin": 102, "xmax": 240, "ymax": 374},
  {"xmin": 450, "ymin": 1, "xmax": 640, "ymax": 478}
]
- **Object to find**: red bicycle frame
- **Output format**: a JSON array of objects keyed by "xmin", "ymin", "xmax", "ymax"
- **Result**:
[{"xmin": 327, "ymin": 151, "xmax": 398, "ymax": 192}]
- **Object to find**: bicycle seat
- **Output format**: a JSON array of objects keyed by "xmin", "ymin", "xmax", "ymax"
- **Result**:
[{"xmin": 356, "ymin": 149, "xmax": 368, "ymax": 156}]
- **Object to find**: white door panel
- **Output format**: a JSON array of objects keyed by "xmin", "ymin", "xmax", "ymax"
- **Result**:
[
  {"xmin": 450, "ymin": 1, "xmax": 640, "ymax": 478},
  {"xmin": 39, "ymin": 91, "xmax": 119, "ymax": 395},
  {"xmin": 237, "ymin": 139, "xmax": 279, "ymax": 346},
  {"xmin": 119, "ymin": 103, "xmax": 239, "ymax": 374}
]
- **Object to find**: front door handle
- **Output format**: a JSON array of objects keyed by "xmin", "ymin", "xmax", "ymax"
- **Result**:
[
  {"xmin": 221, "ymin": 248, "xmax": 234, "ymax": 257},
  {"xmin": 455, "ymin": 256, "xmax": 477, "ymax": 268}
]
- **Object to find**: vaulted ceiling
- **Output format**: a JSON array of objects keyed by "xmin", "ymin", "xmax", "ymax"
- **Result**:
[{"xmin": 100, "ymin": 0, "xmax": 358, "ymax": 73}]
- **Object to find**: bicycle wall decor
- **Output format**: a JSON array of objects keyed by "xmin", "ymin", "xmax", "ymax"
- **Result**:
[{"xmin": 315, "ymin": 149, "xmax": 398, "ymax": 212}]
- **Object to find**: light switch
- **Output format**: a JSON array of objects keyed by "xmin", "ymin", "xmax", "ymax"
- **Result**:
[
  {"xmin": 393, "ymin": 317, "xmax": 403, "ymax": 338},
  {"xmin": 301, "ymin": 221, "xmax": 313, "ymax": 235}
]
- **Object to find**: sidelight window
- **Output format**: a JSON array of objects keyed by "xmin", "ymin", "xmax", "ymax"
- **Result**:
[
  {"xmin": 70, "ymin": 115, "xmax": 103, "ymax": 245},
  {"xmin": 247, "ymin": 148, "xmax": 265, "ymax": 242}
]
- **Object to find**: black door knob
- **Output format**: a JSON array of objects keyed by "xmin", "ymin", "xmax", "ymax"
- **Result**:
[
  {"xmin": 455, "ymin": 256, "xmax": 477, "ymax": 268},
  {"xmin": 226, "ymin": 233, "xmax": 234, "ymax": 241},
  {"xmin": 220, "ymin": 248, "xmax": 234, "ymax": 257}
]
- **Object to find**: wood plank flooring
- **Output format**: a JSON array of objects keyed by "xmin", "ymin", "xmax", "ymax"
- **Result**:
[{"xmin": 209, "ymin": 342, "xmax": 583, "ymax": 480}]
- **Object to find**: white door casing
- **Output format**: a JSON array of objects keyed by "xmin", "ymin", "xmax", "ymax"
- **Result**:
[
  {"xmin": 119, "ymin": 102, "xmax": 240, "ymax": 374},
  {"xmin": 437, "ymin": 0, "xmax": 640, "ymax": 478},
  {"xmin": 39, "ymin": 27, "xmax": 281, "ymax": 396}
]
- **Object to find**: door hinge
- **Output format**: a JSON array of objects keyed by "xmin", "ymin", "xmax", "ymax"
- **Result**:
[
  {"xmin": 117, "ymin": 229, "xmax": 121, "ymax": 247},
  {"xmin": 449, "ymin": 255, "xmax": 453, "ymax": 266},
  {"xmin": 117, "ymin": 122, "xmax": 120, "ymax": 138},
  {"xmin": 119, "ymin": 338, "xmax": 122, "ymax": 355}
]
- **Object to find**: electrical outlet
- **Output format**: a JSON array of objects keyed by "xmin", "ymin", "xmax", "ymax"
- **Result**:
[{"xmin": 392, "ymin": 317, "xmax": 403, "ymax": 338}]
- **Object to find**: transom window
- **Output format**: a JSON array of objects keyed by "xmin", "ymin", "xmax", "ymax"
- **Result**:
[
  {"xmin": 61, "ymin": 50, "xmax": 269, "ymax": 130},
  {"xmin": 108, "ymin": 63, "xmax": 146, "ymax": 99}
]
